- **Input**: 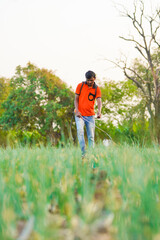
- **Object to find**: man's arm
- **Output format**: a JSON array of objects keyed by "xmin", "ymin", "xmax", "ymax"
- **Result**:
[
  {"xmin": 74, "ymin": 94, "xmax": 81, "ymax": 117},
  {"xmin": 96, "ymin": 98, "xmax": 102, "ymax": 118}
]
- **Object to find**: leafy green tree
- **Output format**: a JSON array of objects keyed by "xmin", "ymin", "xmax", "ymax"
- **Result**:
[
  {"xmin": 100, "ymin": 79, "xmax": 139, "ymax": 123},
  {"xmin": 0, "ymin": 63, "xmax": 74, "ymax": 144},
  {"xmin": 98, "ymin": 79, "xmax": 150, "ymax": 143},
  {"xmin": 93, "ymin": 74, "xmax": 154, "ymax": 144},
  {"xmin": 0, "ymin": 77, "xmax": 10, "ymax": 146},
  {"xmin": 0, "ymin": 77, "xmax": 10, "ymax": 115}
]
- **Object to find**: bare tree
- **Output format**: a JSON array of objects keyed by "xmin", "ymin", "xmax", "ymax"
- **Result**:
[{"xmin": 113, "ymin": 0, "xmax": 160, "ymax": 143}]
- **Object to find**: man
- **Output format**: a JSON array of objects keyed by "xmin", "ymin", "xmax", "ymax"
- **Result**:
[{"xmin": 74, "ymin": 70, "xmax": 102, "ymax": 157}]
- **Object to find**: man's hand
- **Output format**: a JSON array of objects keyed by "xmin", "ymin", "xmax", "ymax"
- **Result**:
[
  {"xmin": 97, "ymin": 111, "xmax": 101, "ymax": 118},
  {"xmin": 76, "ymin": 110, "xmax": 82, "ymax": 118},
  {"xmin": 74, "ymin": 94, "xmax": 81, "ymax": 118},
  {"xmin": 96, "ymin": 98, "xmax": 102, "ymax": 119}
]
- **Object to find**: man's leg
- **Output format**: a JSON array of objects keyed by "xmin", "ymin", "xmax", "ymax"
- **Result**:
[
  {"xmin": 84, "ymin": 116, "xmax": 95, "ymax": 148},
  {"xmin": 75, "ymin": 116, "xmax": 85, "ymax": 155}
]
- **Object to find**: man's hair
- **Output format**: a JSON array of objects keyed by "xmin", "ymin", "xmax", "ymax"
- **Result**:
[{"xmin": 85, "ymin": 70, "xmax": 96, "ymax": 79}]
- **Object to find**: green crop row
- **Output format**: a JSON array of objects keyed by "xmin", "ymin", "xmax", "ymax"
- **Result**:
[{"xmin": 0, "ymin": 144, "xmax": 160, "ymax": 240}]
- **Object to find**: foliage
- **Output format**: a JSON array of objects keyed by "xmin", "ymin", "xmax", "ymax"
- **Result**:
[
  {"xmin": 95, "ymin": 119, "xmax": 151, "ymax": 146},
  {"xmin": 96, "ymin": 78, "xmax": 152, "ymax": 144},
  {"xmin": 100, "ymin": 79, "xmax": 139, "ymax": 122},
  {"xmin": 6, "ymin": 129, "xmax": 46, "ymax": 147},
  {"xmin": 0, "ymin": 77, "xmax": 10, "ymax": 117},
  {"xmin": 0, "ymin": 78, "xmax": 11, "ymax": 147},
  {"xmin": 0, "ymin": 63, "xmax": 75, "ymax": 144},
  {"xmin": 0, "ymin": 130, "xmax": 8, "ymax": 147}
]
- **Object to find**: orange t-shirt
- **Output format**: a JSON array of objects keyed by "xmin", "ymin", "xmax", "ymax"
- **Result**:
[{"xmin": 75, "ymin": 82, "xmax": 101, "ymax": 116}]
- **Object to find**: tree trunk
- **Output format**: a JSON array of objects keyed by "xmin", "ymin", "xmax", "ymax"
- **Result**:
[
  {"xmin": 146, "ymin": 102, "xmax": 155, "ymax": 141},
  {"xmin": 154, "ymin": 97, "xmax": 160, "ymax": 144}
]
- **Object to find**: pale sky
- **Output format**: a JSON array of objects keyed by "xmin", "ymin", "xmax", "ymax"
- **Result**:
[{"xmin": 0, "ymin": 0, "xmax": 159, "ymax": 90}]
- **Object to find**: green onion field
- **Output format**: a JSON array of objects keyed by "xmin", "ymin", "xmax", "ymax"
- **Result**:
[{"xmin": 0, "ymin": 144, "xmax": 160, "ymax": 240}]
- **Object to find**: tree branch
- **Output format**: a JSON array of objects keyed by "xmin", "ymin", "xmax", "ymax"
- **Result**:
[
  {"xmin": 149, "ymin": 15, "xmax": 160, "ymax": 49},
  {"xmin": 119, "ymin": 36, "xmax": 145, "ymax": 49},
  {"xmin": 125, "ymin": 66, "xmax": 150, "ymax": 84},
  {"xmin": 123, "ymin": 68, "xmax": 147, "ymax": 96},
  {"xmin": 104, "ymin": 58, "xmax": 148, "ymax": 98},
  {"xmin": 135, "ymin": 46, "xmax": 148, "ymax": 61}
]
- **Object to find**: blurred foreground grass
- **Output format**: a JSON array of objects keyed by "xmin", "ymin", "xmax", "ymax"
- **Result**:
[{"xmin": 0, "ymin": 144, "xmax": 160, "ymax": 240}]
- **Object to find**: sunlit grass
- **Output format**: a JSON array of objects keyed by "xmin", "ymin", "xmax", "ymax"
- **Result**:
[{"xmin": 0, "ymin": 144, "xmax": 160, "ymax": 240}]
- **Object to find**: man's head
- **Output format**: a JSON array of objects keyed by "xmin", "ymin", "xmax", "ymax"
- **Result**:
[{"xmin": 85, "ymin": 70, "xmax": 96, "ymax": 87}]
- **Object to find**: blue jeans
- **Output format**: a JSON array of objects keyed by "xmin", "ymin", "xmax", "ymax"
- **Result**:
[{"xmin": 75, "ymin": 115, "xmax": 95, "ymax": 155}]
